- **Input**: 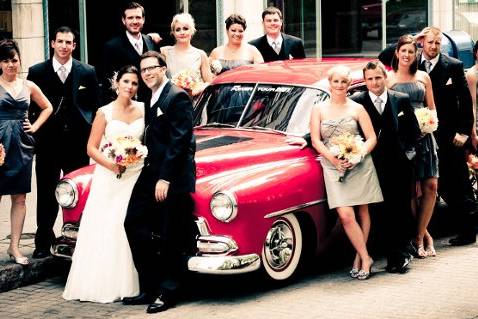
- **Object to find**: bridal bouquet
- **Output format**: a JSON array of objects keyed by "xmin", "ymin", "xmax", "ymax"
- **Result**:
[
  {"xmin": 171, "ymin": 69, "xmax": 203, "ymax": 95},
  {"xmin": 0, "ymin": 143, "xmax": 4, "ymax": 166},
  {"xmin": 101, "ymin": 136, "xmax": 148, "ymax": 179},
  {"xmin": 415, "ymin": 107, "xmax": 438, "ymax": 134},
  {"xmin": 328, "ymin": 133, "xmax": 365, "ymax": 182}
]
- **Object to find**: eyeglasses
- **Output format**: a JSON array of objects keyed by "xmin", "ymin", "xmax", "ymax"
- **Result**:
[{"xmin": 140, "ymin": 65, "xmax": 162, "ymax": 73}]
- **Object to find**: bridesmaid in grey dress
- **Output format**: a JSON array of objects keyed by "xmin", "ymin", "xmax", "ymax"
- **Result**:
[
  {"xmin": 310, "ymin": 65, "xmax": 383, "ymax": 280},
  {"xmin": 388, "ymin": 34, "xmax": 438, "ymax": 258},
  {"xmin": 0, "ymin": 39, "xmax": 52, "ymax": 264},
  {"xmin": 160, "ymin": 13, "xmax": 212, "ymax": 97}
]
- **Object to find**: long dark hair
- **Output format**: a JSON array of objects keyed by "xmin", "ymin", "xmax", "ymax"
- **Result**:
[
  {"xmin": 0, "ymin": 39, "xmax": 21, "ymax": 75},
  {"xmin": 391, "ymin": 34, "xmax": 418, "ymax": 74}
]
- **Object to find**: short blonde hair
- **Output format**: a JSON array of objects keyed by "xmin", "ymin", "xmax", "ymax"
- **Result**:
[
  {"xmin": 327, "ymin": 65, "xmax": 351, "ymax": 83},
  {"xmin": 415, "ymin": 26, "xmax": 442, "ymax": 41},
  {"xmin": 170, "ymin": 13, "xmax": 196, "ymax": 36}
]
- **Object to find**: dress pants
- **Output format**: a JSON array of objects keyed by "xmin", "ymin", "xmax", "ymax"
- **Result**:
[{"xmin": 34, "ymin": 129, "xmax": 89, "ymax": 251}]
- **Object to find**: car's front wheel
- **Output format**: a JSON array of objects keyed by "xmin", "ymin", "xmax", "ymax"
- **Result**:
[{"xmin": 261, "ymin": 214, "xmax": 303, "ymax": 280}]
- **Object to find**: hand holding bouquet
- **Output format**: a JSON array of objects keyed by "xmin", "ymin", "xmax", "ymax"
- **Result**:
[
  {"xmin": 328, "ymin": 133, "xmax": 365, "ymax": 182},
  {"xmin": 415, "ymin": 107, "xmax": 438, "ymax": 134},
  {"xmin": 101, "ymin": 136, "xmax": 148, "ymax": 179},
  {"xmin": 171, "ymin": 69, "xmax": 204, "ymax": 96},
  {"xmin": 209, "ymin": 59, "xmax": 222, "ymax": 75},
  {"xmin": 0, "ymin": 143, "xmax": 5, "ymax": 166}
]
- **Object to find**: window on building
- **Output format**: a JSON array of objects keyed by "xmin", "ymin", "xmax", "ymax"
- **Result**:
[
  {"xmin": 386, "ymin": 0, "xmax": 427, "ymax": 45},
  {"xmin": 188, "ymin": 0, "xmax": 217, "ymax": 54},
  {"xmin": 455, "ymin": 0, "xmax": 478, "ymax": 41},
  {"xmin": 0, "ymin": 0, "xmax": 12, "ymax": 40}
]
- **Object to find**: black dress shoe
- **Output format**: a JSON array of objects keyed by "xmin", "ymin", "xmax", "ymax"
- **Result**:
[
  {"xmin": 146, "ymin": 295, "xmax": 176, "ymax": 314},
  {"xmin": 449, "ymin": 235, "xmax": 476, "ymax": 246},
  {"xmin": 386, "ymin": 257, "xmax": 411, "ymax": 274},
  {"xmin": 122, "ymin": 292, "xmax": 154, "ymax": 305},
  {"xmin": 32, "ymin": 249, "xmax": 51, "ymax": 259}
]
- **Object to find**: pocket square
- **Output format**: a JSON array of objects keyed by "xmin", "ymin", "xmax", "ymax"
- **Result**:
[
  {"xmin": 446, "ymin": 78, "xmax": 452, "ymax": 85},
  {"xmin": 78, "ymin": 85, "xmax": 87, "ymax": 90},
  {"xmin": 398, "ymin": 111, "xmax": 404, "ymax": 117},
  {"xmin": 156, "ymin": 107, "xmax": 163, "ymax": 117}
]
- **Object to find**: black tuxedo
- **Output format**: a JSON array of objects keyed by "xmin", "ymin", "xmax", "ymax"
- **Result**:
[
  {"xmin": 27, "ymin": 58, "xmax": 100, "ymax": 252},
  {"xmin": 351, "ymin": 90, "xmax": 420, "ymax": 262},
  {"xmin": 102, "ymin": 32, "xmax": 158, "ymax": 103},
  {"xmin": 418, "ymin": 53, "xmax": 476, "ymax": 237},
  {"xmin": 249, "ymin": 33, "xmax": 305, "ymax": 62},
  {"xmin": 125, "ymin": 81, "xmax": 196, "ymax": 298}
]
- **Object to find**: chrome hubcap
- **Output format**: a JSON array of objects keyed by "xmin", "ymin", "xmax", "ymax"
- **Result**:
[{"xmin": 264, "ymin": 220, "xmax": 295, "ymax": 271}]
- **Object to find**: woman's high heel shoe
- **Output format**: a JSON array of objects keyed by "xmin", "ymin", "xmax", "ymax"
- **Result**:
[
  {"xmin": 357, "ymin": 259, "xmax": 373, "ymax": 280},
  {"xmin": 7, "ymin": 251, "xmax": 30, "ymax": 266},
  {"xmin": 425, "ymin": 245, "xmax": 436, "ymax": 257},
  {"xmin": 349, "ymin": 268, "xmax": 359, "ymax": 278},
  {"xmin": 416, "ymin": 244, "xmax": 427, "ymax": 259}
]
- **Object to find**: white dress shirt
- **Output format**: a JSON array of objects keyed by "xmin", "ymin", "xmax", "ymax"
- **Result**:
[{"xmin": 126, "ymin": 31, "xmax": 143, "ymax": 55}]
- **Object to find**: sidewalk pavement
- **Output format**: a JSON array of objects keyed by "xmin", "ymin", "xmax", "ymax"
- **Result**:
[{"xmin": 0, "ymin": 169, "xmax": 65, "ymax": 293}]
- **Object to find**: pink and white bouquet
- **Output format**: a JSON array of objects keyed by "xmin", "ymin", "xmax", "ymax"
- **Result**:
[
  {"xmin": 414, "ymin": 107, "xmax": 438, "ymax": 134},
  {"xmin": 0, "ymin": 143, "xmax": 5, "ymax": 166},
  {"xmin": 101, "ymin": 135, "xmax": 148, "ymax": 178},
  {"xmin": 328, "ymin": 133, "xmax": 365, "ymax": 182},
  {"xmin": 171, "ymin": 69, "xmax": 203, "ymax": 95}
]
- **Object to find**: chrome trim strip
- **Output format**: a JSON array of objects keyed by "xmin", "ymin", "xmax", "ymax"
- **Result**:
[
  {"xmin": 197, "ymin": 235, "xmax": 239, "ymax": 255},
  {"xmin": 187, "ymin": 254, "xmax": 260, "ymax": 274},
  {"xmin": 195, "ymin": 217, "xmax": 210, "ymax": 236},
  {"xmin": 264, "ymin": 198, "xmax": 327, "ymax": 219}
]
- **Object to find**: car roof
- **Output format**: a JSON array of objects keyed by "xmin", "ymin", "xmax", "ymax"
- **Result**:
[{"xmin": 213, "ymin": 57, "xmax": 371, "ymax": 87}]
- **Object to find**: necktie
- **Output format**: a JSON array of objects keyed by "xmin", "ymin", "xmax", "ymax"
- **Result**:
[
  {"xmin": 424, "ymin": 60, "xmax": 432, "ymax": 73},
  {"xmin": 134, "ymin": 42, "xmax": 142, "ymax": 55},
  {"xmin": 58, "ymin": 65, "xmax": 67, "ymax": 83},
  {"xmin": 374, "ymin": 97, "xmax": 383, "ymax": 114},
  {"xmin": 272, "ymin": 41, "xmax": 281, "ymax": 54}
]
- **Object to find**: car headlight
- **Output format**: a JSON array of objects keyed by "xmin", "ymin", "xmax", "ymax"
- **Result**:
[
  {"xmin": 55, "ymin": 179, "xmax": 78, "ymax": 208},
  {"xmin": 210, "ymin": 191, "xmax": 238, "ymax": 223},
  {"xmin": 61, "ymin": 223, "xmax": 79, "ymax": 239}
]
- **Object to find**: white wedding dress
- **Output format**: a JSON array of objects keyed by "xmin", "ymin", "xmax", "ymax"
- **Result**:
[{"xmin": 63, "ymin": 103, "xmax": 144, "ymax": 303}]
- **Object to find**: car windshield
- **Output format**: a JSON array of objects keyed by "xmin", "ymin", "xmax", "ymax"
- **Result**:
[{"xmin": 194, "ymin": 83, "xmax": 328, "ymax": 135}]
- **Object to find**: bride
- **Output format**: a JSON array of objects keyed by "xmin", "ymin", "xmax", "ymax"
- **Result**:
[{"xmin": 63, "ymin": 65, "xmax": 144, "ymax": 303}]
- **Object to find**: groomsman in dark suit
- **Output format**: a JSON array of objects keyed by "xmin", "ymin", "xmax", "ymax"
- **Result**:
[
  {"xmin": 102, "ymin": 2, "xmax": 159, "ymax": 102},
  {"xmin": 123, "ymin": 51, "xmax": 196, "ymax": 313},
  {"xmin": 249, "ymin": 6, "xmax": 306, "ymax": 62},
  {"xmin": 351, "ymin": 61, "xmax": 420, "ymax": 272},
  {"xmin": 416, "ymin": 26, "xmax": 477, "ymax": 246},
  {"xmin": 27, "ymin": 26, "xmax": 100, "ymax": 258}
]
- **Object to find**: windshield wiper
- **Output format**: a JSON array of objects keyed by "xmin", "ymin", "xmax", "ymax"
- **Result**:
[
  {"xmin": 248, "ymin": 126, "xmax": 287, "ymax": 135},
  {"xmin": 199, "ymin": 122, "xmax": 237, "ymax": 128}
]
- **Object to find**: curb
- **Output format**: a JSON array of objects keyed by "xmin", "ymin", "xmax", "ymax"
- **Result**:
[{"xmin": 0, "ymin": 256, "xmax": 68, "ymax": 293}]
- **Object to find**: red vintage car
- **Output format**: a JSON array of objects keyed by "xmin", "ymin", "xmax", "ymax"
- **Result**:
[{"xmin": 53, "ymin": 58, "xmax": 371, "ymax": 281}]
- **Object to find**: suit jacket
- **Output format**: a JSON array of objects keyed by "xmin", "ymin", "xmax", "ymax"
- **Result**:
[
  {"xmin": 27, "ymin": 59, "xmax": 100, "ymax": 145},
  {"xmin": 145, "ymin": 81, "xmax": 196, "ymax": 194},
  {"xmin": 102, "ymin": 32, "xmax": 158, "ymax": 102},
  {"xmin": 418, "ymin": 53, "xmax": 473, "ymax": 146},
  {"xmin": 350, "ymin": 90, "xmax": 420, "ymax": 169},
  {"xmin": 249, "ymin": 33, "xmax": 305, "ymax": 62}
]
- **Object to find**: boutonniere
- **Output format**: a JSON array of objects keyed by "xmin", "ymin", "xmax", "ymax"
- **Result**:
[
  {"xmin": 78, "ymin": 85, "xmax": 87, "ymax": 90},
  {"xmin": 156, "ymin": 107, "xmax": 163, "ymax": 117},
  {"xmin": 446, "ymin": 78, "xmax": 452, "ymax": 85},
  {"xmin": 398, "ymin": 111, "xmax": 404, "ymax": 117}
]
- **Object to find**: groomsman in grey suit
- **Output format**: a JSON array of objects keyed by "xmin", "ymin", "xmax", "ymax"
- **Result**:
[{"xmin": 249, "ymin": 6, "xmax": 306, "ymax": 62}]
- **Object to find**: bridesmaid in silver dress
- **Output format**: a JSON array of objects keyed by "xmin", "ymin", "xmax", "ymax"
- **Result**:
[
  {"xmin": 160, "ymin": 13, "xmax": 213, "ymax": 97},
  {"xmin": 310, "ymin": 65, "xmax": 383, "ymax": 280},
  {"xmin": 387, "ymin": 34, "xmax": 438, "ymax": 258}
]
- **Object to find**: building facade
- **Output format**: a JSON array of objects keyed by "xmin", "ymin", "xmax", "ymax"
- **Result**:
[{"xmin": 0, "ymin": 0, "xmax": 475, "ymax": 74}]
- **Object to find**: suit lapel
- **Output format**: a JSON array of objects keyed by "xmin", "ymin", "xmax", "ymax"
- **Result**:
[
  {"xmin": 281, "ymin": 33, "xmax": 290, "ymax": 58},
  {"xmin": 149, "ymin": 81, "xmax": 173, "ymax": 122},
  {"xmin": 71, "ymin": 59, "xmax": 80, "ymax": 104},
  {"xmin": 121, "ymin": 33, "xmax": 140, "ymax": 59},
  {"xmin": 142, "ymin": 34, "xmax": 155, "ymax": 52}
]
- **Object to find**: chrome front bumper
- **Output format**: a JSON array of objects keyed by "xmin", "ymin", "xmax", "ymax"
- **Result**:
[
  {"xmin": 188, "ymin": 254, "xmax": 260, "ymax": 274},
  {"xmin": 187, "ymin": 217, "xmax": 261, "ymax": 274}
]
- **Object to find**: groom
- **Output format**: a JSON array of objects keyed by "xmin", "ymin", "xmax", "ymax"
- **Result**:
[{"xmin": 123, "ymin": 51, "xmax": 196, "ymax": 313}]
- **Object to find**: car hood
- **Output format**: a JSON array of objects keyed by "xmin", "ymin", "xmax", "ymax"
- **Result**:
[{"xmin": 194, "ymin": 127, "xmax": 314, "ymax": 189}]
